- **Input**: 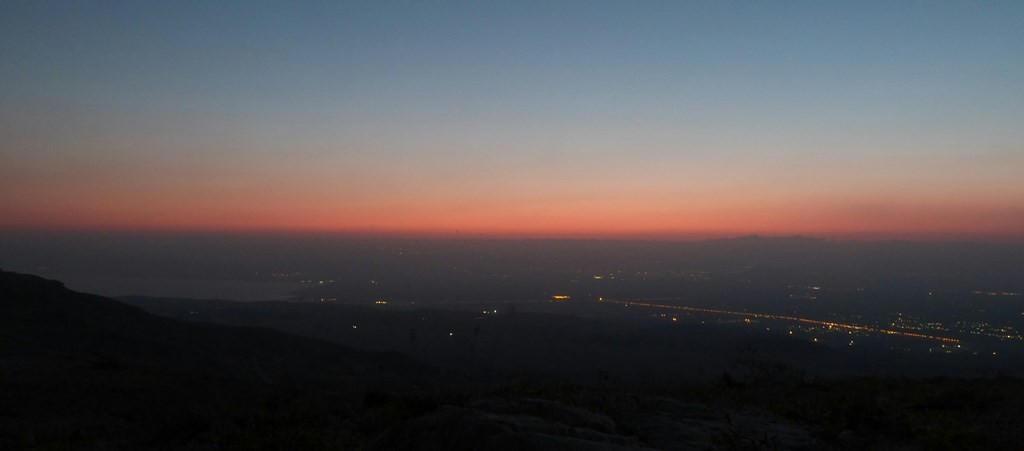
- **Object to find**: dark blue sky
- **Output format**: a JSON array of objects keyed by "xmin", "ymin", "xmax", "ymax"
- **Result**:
[{"xmin": 2, "ymin": 1, "xmax": 1022, "ymax": 239}]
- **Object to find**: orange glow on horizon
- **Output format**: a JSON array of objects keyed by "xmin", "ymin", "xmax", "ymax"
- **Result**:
[
  {"xmin": 3, "ymin": 203, "xmax": 1021, "ymax": 242},
  {"xmin": 2, "ymin": 172, "xmax": 1021, "ymax": 242}
]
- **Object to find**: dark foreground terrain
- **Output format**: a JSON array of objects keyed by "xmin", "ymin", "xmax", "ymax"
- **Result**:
[{"xmin": 2, "ymin": 270, "xmax": 1022, "ymax": 450}]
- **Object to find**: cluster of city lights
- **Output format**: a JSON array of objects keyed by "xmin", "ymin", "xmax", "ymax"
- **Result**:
[{"xmin": 602, "ymin": 299, "xmax": 960, "ymax": 344}]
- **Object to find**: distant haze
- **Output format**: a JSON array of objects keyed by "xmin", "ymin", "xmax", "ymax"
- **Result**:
[
  {"xmin": 2, "ymin": 232, "xmax": 1022, "ymax": 302},
  {"xmin": 2, "ymin": 2, "xmax": 1022, "ymax": 240}
]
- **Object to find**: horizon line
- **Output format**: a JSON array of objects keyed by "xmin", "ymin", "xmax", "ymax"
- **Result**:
[{"xmin": 2, "ymin": 225, "xmax": 1022, "ymax": 244}]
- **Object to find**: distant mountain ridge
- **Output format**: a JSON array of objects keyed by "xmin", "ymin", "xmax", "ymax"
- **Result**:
[{"xmin": 0, "ymin": 268, "xmax": 429, "ymax": 384}]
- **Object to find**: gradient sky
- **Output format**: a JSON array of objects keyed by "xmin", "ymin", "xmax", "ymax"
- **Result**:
[{"xmin": 2, "ymin": 1, "xmax": 1022, "ymax": 240}]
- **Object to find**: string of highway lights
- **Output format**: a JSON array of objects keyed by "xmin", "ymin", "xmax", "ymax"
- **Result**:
[{"xmin": 602, "ymin": 299, "xmax": 960, "ymax": 344}]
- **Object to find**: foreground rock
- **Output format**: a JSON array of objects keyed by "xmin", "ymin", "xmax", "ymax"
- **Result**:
[
  {"xmin": 369, "ymin": 396, "xmax": 822, "ymax": 450},
  {"xmin": 618, "ymin": 396, "xmax": 820, "ymax": 450}
]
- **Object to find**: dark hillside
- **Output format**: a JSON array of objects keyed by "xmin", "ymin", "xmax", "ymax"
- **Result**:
[
  {"xmin": 4, "ymin": 270, "xmax": 1022, "ymax": 450},
  {"xmin": 0, "ymin": 270, "xmax": 431, "ymax": 449},
  {"xmin": 0, "ymin": 269, "xmax": 427, "ymax": 384}
]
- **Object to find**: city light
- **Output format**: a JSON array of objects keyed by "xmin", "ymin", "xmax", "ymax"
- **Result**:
[{"xmin": 606, "ymin": 299, "xmax": 960, "ymax": 344}]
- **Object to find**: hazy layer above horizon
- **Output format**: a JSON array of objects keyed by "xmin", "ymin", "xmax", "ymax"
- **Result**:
[{"xmin": 2, "ymin": 232, "xmax": 1021, "ymax": 302}]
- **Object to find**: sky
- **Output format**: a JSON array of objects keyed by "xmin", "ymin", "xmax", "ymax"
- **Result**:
[{"xmin": 1, "ymin": 1, "xmax": 1022, "ymax": 241}]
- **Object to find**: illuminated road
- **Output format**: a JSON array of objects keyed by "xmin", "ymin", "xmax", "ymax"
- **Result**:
[{"xmin": 602, "ymin": 299, "xmax": 961, "ymax": 344}]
